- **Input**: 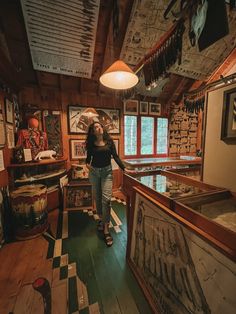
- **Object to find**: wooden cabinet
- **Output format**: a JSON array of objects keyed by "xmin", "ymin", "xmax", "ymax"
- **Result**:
[{"xmin": 8, "ymin": 158, "xmax": 67, "ymax": 210}]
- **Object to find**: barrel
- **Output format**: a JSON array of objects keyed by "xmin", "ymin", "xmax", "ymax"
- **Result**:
[{"xmin": 10, "ymin": 184, "xmax": 48, "ymax": 240}]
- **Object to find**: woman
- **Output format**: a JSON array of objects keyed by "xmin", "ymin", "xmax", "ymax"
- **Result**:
[{"xmin": 85, "ymin": 122, "xmax": 131, "ymax": 247}]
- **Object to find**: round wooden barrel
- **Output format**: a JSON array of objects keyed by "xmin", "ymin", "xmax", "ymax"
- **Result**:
[{"xmin": 10, "ymin": 184, "xmax": 48, "ymax": 240}]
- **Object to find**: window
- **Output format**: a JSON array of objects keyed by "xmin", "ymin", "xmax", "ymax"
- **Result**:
[
  {"xmin": 124, "ymin": 116, "xmax": 137, "ymax": 155},
  {"xmin": 157, "ymin": 118, "xmax": 168, "ymax": 154},
  {"xmin": 141, "ymin": 117, "xmax": 154, "ymax": 155},
  {"xmin": 124, "ymin": 116, "xmax": 168, "ymax": 157}
]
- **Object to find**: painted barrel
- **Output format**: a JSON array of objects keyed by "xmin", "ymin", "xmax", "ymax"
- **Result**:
[{"xmin": 10, "ymin": 184, "xmax": 48, "ymax": 240}]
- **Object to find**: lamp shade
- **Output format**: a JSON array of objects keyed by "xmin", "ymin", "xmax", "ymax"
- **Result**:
[{"xmin": 99, "ymin": 60, "xmax": 139, "ymax": 90}]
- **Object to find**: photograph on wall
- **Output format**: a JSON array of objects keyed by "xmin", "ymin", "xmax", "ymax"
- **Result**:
[
  {"xmin": 64, "ymin": 184, "xmax": 93, "ymax": 210},
  {"xmin": 69, "ymin": 139, "xmax": 86, "ymax": 160},
  {"xmin": 124, "ymin": 100, "xmax": 139, "ymax": 115},
  {"xmin": 5, "ymin": 98, "xmax": 14, "ymax": 124},
  {"xmin": 128, "ymin": 188, "xmax": 236, "ymax": 314},
  {"xmin": 140, "ymin": 101, "xmax": 149, "ymax": 114},
  {"xmin": 149, "ymin": 102, "xmax": 161, "ymax": 116},
  {"xmin": 221, "ymin": 87, "xmax": 236, "ymax": 142},
  {"xmin": 6, "ymin": 124, "xmax": 15, "ymax": 148},
  {"xmin": 68, "ymin": 105, "xmax": 120, "ymax": 134}
]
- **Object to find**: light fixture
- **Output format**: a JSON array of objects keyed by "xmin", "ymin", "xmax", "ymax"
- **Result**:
[{"xmin": 99, "ymin": 60, "xmax": 139, "ymax": 90}]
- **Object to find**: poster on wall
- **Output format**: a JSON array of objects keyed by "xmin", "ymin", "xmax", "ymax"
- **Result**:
[
  {"xmin": 68, "ymin": 106, "xmax": 120, "ymax": 134},
  {"xmin": 43, "ymin": 110, "xmax": 63, "ymax": 155}
]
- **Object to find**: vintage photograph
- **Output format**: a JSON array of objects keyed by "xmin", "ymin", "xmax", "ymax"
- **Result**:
[
  {"xmin": 5, "ymin": 98, "xmax": 14, "ymax": 124},
  {"xmin": 221, "ymin": 87, "xmax": 236, "ymax": 143},
  {"xmin": 64, "ymin": 184, "xmax": 93, "ymax": 210},
  {"xmin": 149, "ymin": 102, "xmax": 161, "ymax": 116},
  {"xmin": 68, "ymin": 105, "xmax": 120, "ymax": 134},
  {"xmin": 124, "ymin": 100, "xmax": 139, "ymax": 115},
  {"xmin": 6, "ymin": 124, "xmax": 15, "ymax": 149},
  {"xmin": 70, "ymin": 139, "xmax": 86, "ymax": 160},
  {"xmin": 140, "ymin": 101, "xmax": 149, "ymax": 114}
]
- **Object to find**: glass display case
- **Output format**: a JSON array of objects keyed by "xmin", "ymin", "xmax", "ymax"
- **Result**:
[
  {"xmin": 175, "ymin": 190, "xmax": 236, "ymax": 259},
  {"xmin": 123, "ymin": 169, "xmax": 222, "ymax": 209},
  {"xmin": 123, "ymin": 156, "xmax": 202, "ymax": 171}
]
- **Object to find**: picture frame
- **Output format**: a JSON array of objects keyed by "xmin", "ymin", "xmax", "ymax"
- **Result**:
[
  {"xmin": 221, "ymin": 87, "xmax": 236, "ymax": 143},
  {"xmin": 140, "ymin": 101, "xmax": 149, "ymax": 114},
  {"xmin": 63, "ymin": 183, "xmax": 93, "ymax": 210},
  {"xmin": 6, "ymin": 123, "xmax": 15, "ymax": 148},
  {"xmin": 149, "ymin": 102, "xmax": 161, "ymax": 116},
  {"xmin": 5, "ymin": 98, "xmax": 14, "ymax": 124},
  {"xmin": 68, "ymin": 105, "xmax": 120, "ymax": 134},
  {"xmin": 124, "ymin": 100, "xmax": 139, "ymax": 115},
  {"xmin": 69, "ymin": 139, "xmax": 86, "ymax": 160}
]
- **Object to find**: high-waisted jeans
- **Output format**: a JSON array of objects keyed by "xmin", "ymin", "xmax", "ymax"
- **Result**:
[{"xmin": 89, "ymin": 165, "xmax": 113, "ymax": 224}]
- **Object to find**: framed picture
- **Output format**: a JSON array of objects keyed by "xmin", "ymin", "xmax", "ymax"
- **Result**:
[
  {"xmin": 68, "ymin": 105, "xmax": 120, "ymax": 134},
  {"xmin": 140, "ymin": 101, "xmax": 148, "ymax": 114},
  {"xmin": 43, "ymin": 110, "xmax": 63, "ymax": 156},
  {"xmin": 149, "ymin": 102, "xmax": 161, "ymax": 116},
  {"xmin": 124, "ymin": 100, "xmax": 139, "ymax": 115},
  {"xmin": 221, "ymin": 87, "xmax": 236, "ymax": 143},
  {"xmin": 69, "ymin": 139, "xmax": 86, "ymax": 160},
  {"xmin": 63, "ymin": 183, "xmax": 93, "ymax": 210},
  {"xmin": 6, "ymin": 123, "xmax": 15, "ymax": 148},
  {"xmin": 5, "ymin": 98, "xmax": 14, "ymax": 124}
]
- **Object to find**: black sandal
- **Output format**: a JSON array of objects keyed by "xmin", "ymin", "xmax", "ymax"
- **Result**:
[
  {"xmin": 97, "ymin": 220, "xmax": 104, "ymax": 232},
  {"xmin": 104, "ymin": 232, "xmax": 113, "ymax": 247}
]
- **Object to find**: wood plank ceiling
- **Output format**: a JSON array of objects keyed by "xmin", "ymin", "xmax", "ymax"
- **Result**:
[{"xmin": 0, "ymin": 0, "xmax": 236, "ymax": 105}]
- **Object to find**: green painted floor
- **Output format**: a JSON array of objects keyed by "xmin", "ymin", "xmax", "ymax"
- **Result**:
[{"xmin": 55, "ymin": 199, "xmax": 153, "ymax": 314}]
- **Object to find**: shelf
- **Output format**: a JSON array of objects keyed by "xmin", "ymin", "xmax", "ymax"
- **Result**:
[
  {"xmin": 8, "ymin": 158, "xmax": 67, "ymax": 169},
  {"xmin": 14, "ymin": 169, "xmax": 67, "ymax": 183}
]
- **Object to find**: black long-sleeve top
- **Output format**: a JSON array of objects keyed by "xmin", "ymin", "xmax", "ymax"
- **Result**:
[{"xmin": 86, "ymin": 142, "xmax": 125, "ymax": 170}]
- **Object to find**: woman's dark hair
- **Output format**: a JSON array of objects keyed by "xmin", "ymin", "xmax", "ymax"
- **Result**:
[{"xmin": 85, "ymin": 122, "xmax": 113, "ymax": 150}]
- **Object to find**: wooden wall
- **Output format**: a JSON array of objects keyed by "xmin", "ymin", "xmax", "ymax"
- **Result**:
[
  {"xmin": 19, "ymin": 86, "xmax": 124, "ymax": 190},
  {"xmin": 0, "ymin": 90, "xmax": 14, "ymax": 188}
]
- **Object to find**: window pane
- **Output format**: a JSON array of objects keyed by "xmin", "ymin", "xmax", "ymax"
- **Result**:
[
  {"xmin": 141, "ymin": 117, "xmax": 154, "ymax": 155},
  {"xmin": 124, "ymin": 116, "xmax": 137, "ymax": 155},
  {"xmin": 157, "ymin": 118, "xmax": 168, "ymax": 154}
]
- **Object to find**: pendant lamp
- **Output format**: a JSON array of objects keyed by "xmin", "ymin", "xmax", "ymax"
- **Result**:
[{"xmin": 99, "ymin": 60, "xmax": 139, "ymax": 90}]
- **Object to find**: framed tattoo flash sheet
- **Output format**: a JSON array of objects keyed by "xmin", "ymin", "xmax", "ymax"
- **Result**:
[
  {"xmin": 64, "ymin": 183, "xmax": 93, "ymax": 211},
  {"xmin": 68, "ymin": 105, "xmax": 120, "ymax": 134}
]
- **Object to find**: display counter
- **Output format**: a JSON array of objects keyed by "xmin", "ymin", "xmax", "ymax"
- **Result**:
[
  {"xmin": 126, "ymin": 186, "xmax": 236, "ymax": 314},
  {"xmin": 123, "ymin": 156, "xmax": 202, "ymax": 170},
  {"xmin": 123, "ymin": 170, "xmax": 222, "ymax": 210}
]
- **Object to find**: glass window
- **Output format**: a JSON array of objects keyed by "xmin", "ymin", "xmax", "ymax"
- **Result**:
[
  {"xmin": 141, "ymin": 117, "xmax": 154, "ymax": 154},
  {"xmin": 124, "ymin": 116, "xmax": 137, "ymax": 155},
  {"xmin": 157, "ymin": 118, "xmax": 168, "ymax": 154}
]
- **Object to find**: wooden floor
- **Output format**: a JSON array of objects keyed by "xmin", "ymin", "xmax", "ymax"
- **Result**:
[{"xmin": 0, "ymin": 196, "xmax": 153, "ymax": 314}]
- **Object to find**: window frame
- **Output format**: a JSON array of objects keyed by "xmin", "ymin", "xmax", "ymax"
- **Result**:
[{"xmin": 124, "ymin": 115, "xmax": 169, "ymax": 159}]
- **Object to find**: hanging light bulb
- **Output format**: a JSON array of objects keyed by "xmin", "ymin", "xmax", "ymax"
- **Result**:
[{"xmin": 99, "ymin": 60, "xmax": 139, "ymax": 90}]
